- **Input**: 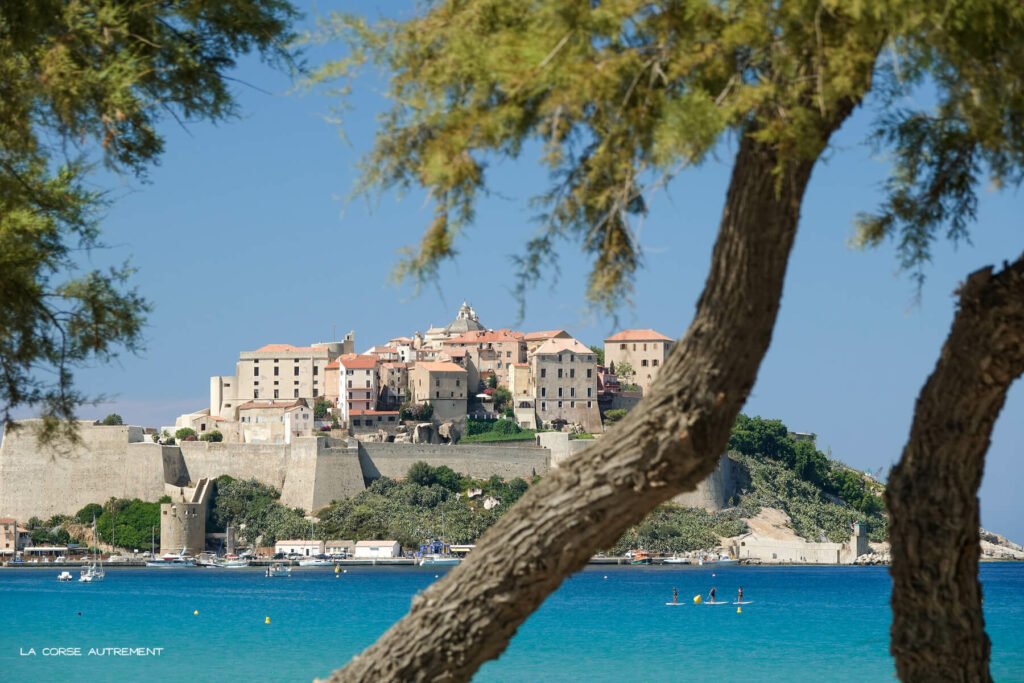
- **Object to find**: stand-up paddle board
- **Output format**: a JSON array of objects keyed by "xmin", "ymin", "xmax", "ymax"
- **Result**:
[
  {"xmin": 732, "ymin": 601, "xmax": 754, "ymax": 605},
  {"xmin": 665, "ymin": 602, "xmax": 685, "ymax": 606},
  {"xmin": 705, "ymin": 601, "xmax": 730, "ymax": 605}
]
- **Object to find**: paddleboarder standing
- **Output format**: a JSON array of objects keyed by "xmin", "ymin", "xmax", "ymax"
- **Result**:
[
  {"xmin": 708, "ymin": 586, "xmax": 717, "ymax": 603},
  {"xmin": 672, "ymin": 587, "xmax": 679, "ymax": 604},
  {"xmin": 737, "ymin": 586, "xmax": 744, "ymax": 603}
]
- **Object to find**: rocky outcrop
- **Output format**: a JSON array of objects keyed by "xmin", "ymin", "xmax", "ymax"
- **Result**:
[{"xmin": 437, "ymin": 421, "xmax": 460, "ymax": 444}]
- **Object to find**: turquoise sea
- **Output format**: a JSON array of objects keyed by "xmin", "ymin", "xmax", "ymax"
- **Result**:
[{"xmin": 1, "ymin": 564, "xmax": 1021, "ymax": 681}]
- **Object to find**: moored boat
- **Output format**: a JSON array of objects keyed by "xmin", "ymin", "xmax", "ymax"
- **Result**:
[
  {"xmin": 145, "ymin": 548, "xmax": 196, "ymax": 567},
  {"xmin": 630, "ymin": 550, "xmax": 652, "ymax": 565},
  {"xmin": 57, "ymin": 570, "xmax": 74, "ymax": 582},
  {"xmin": 418, "ymin": 553, "xmax": 461, "ymax": 566},
  {"xmin": 663, "ymin": 554, "xmax": 690, "ymax": 565},
  {"xmin": 266, "ymin": 563, "xmax": 291, "ymax": 577}
]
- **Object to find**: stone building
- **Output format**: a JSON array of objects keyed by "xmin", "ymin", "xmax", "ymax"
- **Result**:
[
  {"xmin": 603, "ymin": 329, "xmax": 673, "ymax": 396},
  {"xmin": 529, "ymin": 337, "xmax": 601, "ymax": 432},
  {"xmin": 160, "ymin": 478, "xmax": 210, "ymax": 556},
  {"xmin": 236, "ymin": 399, "xmax": 313, "ymax": 444},
  {"xmin": 422, "ymin": 301, "xmax": 485, "ymax": 348},
  {"xmin": 377, "ymin": 361, "xmax": 411, "ymax": 410},
  {"xmin": 410, "ymin": 361, "xmax": 468, "ymax": 421},
  {"xmin": 0, "ymin": 517, "xmax": 21, "ymax": 557},
  {"xmin": 336, "ymin": 354, "xmax": 380, "ymax": 426},
  {"xmin": 441, "ymin": 329, "xmax": 526, "ymax": 389},
  {"xmin": 209, "ymin": 333, "xmax": 353, "ymax": 418}
]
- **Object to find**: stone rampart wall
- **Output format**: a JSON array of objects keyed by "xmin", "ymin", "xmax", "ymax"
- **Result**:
[
  {"xmin": 358, "ymin": 442, "xmax": 549, "ymax": 481},
  {"xmin": 672, "ymin": 454, "xmax": 736, "ymax": 512},
  {"xmin": 0, "ymin": 421, "xmax": 166, "ymax": 519}
]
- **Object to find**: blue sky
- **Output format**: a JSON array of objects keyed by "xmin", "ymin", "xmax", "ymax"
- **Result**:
[{"xmin": 31, "ymin": 4, "xmax": 1023, "ymax": 540}]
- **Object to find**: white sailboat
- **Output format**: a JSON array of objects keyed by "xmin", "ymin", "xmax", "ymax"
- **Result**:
[{"xmin": 79, "ymin": 518, "xmax": 105, "ymax": 582}]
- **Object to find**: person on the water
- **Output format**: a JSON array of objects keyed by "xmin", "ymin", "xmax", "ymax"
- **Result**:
[
  {"xmin": 737, "ymin": 586, "xmax": 744, "ymax": 603},
  {"xmin": 708, "ymin": 587, "xmax": 717, "ymax": 603},
  {"xmin": 672, "ymin": 588, "xmax": 679, "ymax": 604}
]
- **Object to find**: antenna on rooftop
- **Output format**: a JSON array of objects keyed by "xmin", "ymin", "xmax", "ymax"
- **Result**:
[{"xmin": 333, "ymin": 324, "xmax": 336, "ymax": 342}]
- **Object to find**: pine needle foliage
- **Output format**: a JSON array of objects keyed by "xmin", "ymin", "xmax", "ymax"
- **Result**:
[
  {"xmin": 0, "ymin": 1, "xmax": 299, "ymax": 438},
  {"xmin": 310, "ymin": 1, "xmax": 1024, "ymax": 308}
]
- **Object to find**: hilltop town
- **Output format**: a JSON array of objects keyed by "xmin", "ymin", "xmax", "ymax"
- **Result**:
[{"xmin": 171, "ymin": 302, "xmax": 672, "ymax": 445}]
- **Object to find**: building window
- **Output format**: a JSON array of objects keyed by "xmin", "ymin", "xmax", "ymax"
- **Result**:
[
  {"xmin": 541, "ymin": 387, "xmax": 546, "ymax": 397},
  {"xmin": 506, "ymin": 351, "xmax": 511, "ymax": 358},
  {"xmin": 348, "ymin": 392, "xmax": 352, "ymax": 399},
  {"xmin": 366, "ymin": 380, "xmax": 370, "ymax": 388},
  {"xmin": 653, "ymin": 359, "xmax": 659, "ymax": 367},
  {"xmin": 435, "ymin": 391, "xmax": 440, "ymax": 398},
  {"xmin": 570, "ymin": 401, "xmax": 575, "ymax": 408},
  {"xmin": 353, "ymin": 419, "xmax": 361, "ymax": 427},
  {"xmin": 587, "ymin": 401, "xmax": 592, "ymax": 408},
  {"xmin": 348, "ymin": 380, "xmax": 352, "ymax": 388},
  {"xmin": 641, "ymin": 359, "xmax": 648, "ymax": 367},
  {"xmin": 587, "ymin": 387, "xmax": 592, "ymax": 397},
  {"xmin": 294, "ymin": 390, "xmax": 299, "ymax": 398},
  {"xmin": 620, "ymin": 343, "xmax": 626, "ymax": 350},
  {"xmin": 456, "ymin": 379, "xmax": 460, "ymax": 386},
  {"xmin": 274, "ymin": 390, "xmax": 279, "ymax": 398},
  {"xmin": 541, "ymin": 368, "xmax": 546, "ymax": 378},
  {"xmin": 558, "ymin": 401, "xmax": 563, "ymax": 408},
  {"xmin": 274, "ymin": 366, "xmax": 279, "ymax": 376},
  {"xmin": 450, "ymin": 392, "xmax": 454, "ymax": 397},
  {"xmin": 435, "ymin": 379, "xmax": 440, "ymax": 387},
  {"xmin": 587, "ymin": 368, "xmax": 593, "ymax": 379},
  {"xmin": 366, "ymin": 392, "xmax": 370, "ymax": 399},
  {"xmin": 294, "ymin": 367, "xmax": 299, "ymax": 376},
  {"xmin": 254, "ymin": 390, "xmax": 259, "ymax": 398},
  {"xmin": 570, "ymin": 387, "xmax": 575, "ymax": 397},
  {"xmin": 570, "ymin": 368, "xmax": 575, "ymax": 379},
  {"xmin": 557, "ymin": 387, "xmax": 563, "ymax": 397},
  {"xmin": 557, "ymin": 368, "xmax": 563, "ymax": 379},
  {"xmin": 541, "ymin": 401, "xmax": 546, "ymax": 411},
  {"xmin": 254, "ymin": 367, "xmax": 260, "ymax": 377}
]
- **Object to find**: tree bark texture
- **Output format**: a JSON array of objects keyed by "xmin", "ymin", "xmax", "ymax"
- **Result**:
[
  {"xmin": 888, "ymin": 253, "xmax": 1024, "ymax": 683},
  {"xmin": 324, "ymin": 117, "xmax": 859, "ymax": 682}
]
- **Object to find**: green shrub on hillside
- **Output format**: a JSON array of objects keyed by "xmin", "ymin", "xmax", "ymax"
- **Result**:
[
  {"xmin": 199, "ymin": 430, "xmax": 223, "ymax": 442},
  {"xmin": 96, "ymin": 498, "xmax": 161, "ymax": 549},
  {"xmin": 611, "ymin": 506, "xmax": 748, "ymax": 554}
]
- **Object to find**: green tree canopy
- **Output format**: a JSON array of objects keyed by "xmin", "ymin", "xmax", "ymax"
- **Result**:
[
  {"xmin": 1, "ymin": 0, "xmax": 298, "ymax": 437},
  {"xmin": 101, "ymin": 413, "xmax": 123, "ymax": 425}
]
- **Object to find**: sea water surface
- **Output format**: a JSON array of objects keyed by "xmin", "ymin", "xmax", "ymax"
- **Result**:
[{"xmin": 1, "ymin": 564, "xmax": 1021, "ymax": 681}]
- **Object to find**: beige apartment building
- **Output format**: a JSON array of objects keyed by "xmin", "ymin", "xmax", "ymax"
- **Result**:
[
  {"xmin": 410, "ymin": 361, "xmax": 468, "ymax": 421},
  {"xmin": 336, "ymin": 354, "xmax": 379, "ymax": 426},
  {"xmin": 236, "ymin": 399, "xmax": 313, "ymax": 444},
  {"xmin": 529, "ymin": 337, "xmax": 601, "ymax": 432},
  {"xmin": 0, "ymin": 517, "xmax": 20, "ymax": 557},
  {"xmin": 441, "ymin": 329, "xmax": 526, "ymax": 389},
  {"xmin": 210, "ymin": 334, "xmax": 353, "ymax": 419},
  {"xmin": 603, "ymin": 329, "xmax": 673, "ymax": 396}
]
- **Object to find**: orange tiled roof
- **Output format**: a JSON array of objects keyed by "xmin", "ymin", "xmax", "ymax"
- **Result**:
[
  {"xmin": 524, "ymin": 329, "xmax": 569, "ymax": 341},
  {"xmin": 251, "ymin": 343, "xmax": 318, "ymax": 353},
  {"xmin": 414, "ymin": 361, "xmax": 467, "ymax": 373},
  {"xmin": 337, "ymin": 354, "xmax": 379, "ymax": 369},
  {"xmin": 443, "ymin": 329, "xmax": 524, "ymax": 345},
  {"xmin": 326, "ymin": 361, "xmax": 340, "ymax": 369},
  {"xmin": 603, "ymin": 329, "xmax": 672, "ymax": 342},
  {"xmin": 532, "ymin": 337, "xmax": 592, "ymax": 356}
]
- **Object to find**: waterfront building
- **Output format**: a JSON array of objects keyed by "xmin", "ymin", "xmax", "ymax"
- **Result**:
[
  {"xmin": 275, "ymin": 539, "xmax": 325, "ymax": 557},
  {"xmin": 603, "ymin": 329, "xmax": 673, "ymax": 396},
  {"xmin": 353, "ymin": 540, "xmax": 401, "ymax": 559},
  {"xmin": 325, "ymin": 540, "xmax": 355, "ymax": 557},
  {"xmin": 529, "ymin": 337, "xmax": 601, "ymax": 432},
  {"xmin": 0, "ymin": 517, "xmax": 18, "ymax": 557},
  {"xmin": 410, "ymin": 361, "xmax": 468, "ymax": 421},
  {"xmin": 336, "ymin": 354, "xmax": 380, "ymax": 426}
]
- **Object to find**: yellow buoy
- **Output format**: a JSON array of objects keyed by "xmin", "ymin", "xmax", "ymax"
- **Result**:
[
  {"xmin": 693, "ymin": 595, "xmax": 702, "ymax": 604},
  {"xmin": 265, "ymin": 617, "xmax": 271, "ymax": 624},
  {"xmin": 193, "ymin": 610, "xmax": 198, "ymax": 616},
  {"xmin": 737, "ymin": 606, "xmax": 742, "ymax": 614},
  {"xmin": 335, "ymin": 566, "xmax": 340, "ymax": 574}
]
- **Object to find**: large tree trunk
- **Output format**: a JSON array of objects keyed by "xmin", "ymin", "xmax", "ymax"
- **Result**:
[
  {"xmin": 324, "ymin": 117, "xmax": 859, "ymax": 681},
  {"xmin": 888, "ymin": 254, "xmax": 1024, "ymax": 682}
]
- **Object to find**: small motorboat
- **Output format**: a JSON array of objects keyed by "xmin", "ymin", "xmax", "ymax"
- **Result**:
[
  {"xmin": 57, "ymin": 570, "xmax": 74, "ymax": 582},
  {"xmin": 418, "ymin": 554, "xmax": 460, "ymax": 567},
  {"xmin": 266, "ymin": 563, "xmax": 291, "ymax": 578},
  {"xmin": 663, "ymin": 554, "xmax": 690, "ymax": 565},
  {"xmin": 629, "ymin": 550, "xmax": 652, "ymax": 565},
  {"xmin": 698, "ymin": 553, "xmax": 739, "ymax": 567}
]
